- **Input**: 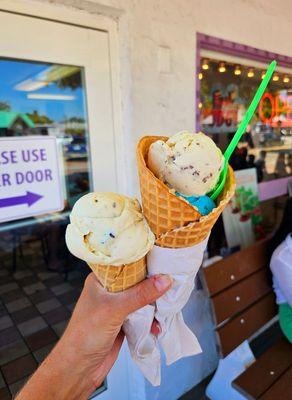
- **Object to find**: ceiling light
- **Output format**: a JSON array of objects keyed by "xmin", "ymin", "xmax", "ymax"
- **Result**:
[
  {"xmin": 234, "ymin": 66, "xmax": 242, "ymax": 76},
  {"xmin": 198, "ymin": 72, "xmax": 203, "ymax": 80},
  {"xmin": 261, "ymin": 71, "xmax": 266, "ymax": 79},
  {"xmin": 283, "ymin": 76, "xmax": 290, "ymax": 83},
  {"xmin": 247, "ymin": 69, "xmax": 254, "ymax": 78},
  {"xmin": 272, "ymin": 74, "xmax": 279, "ymax": 82},
  {"xmin": 198, "ymin": 102, "xmax": 203, "ymax": 109},
  {"xmin": 218, "ymin": 62, "xmax": 226, "ymax": 73},
  {"xmin": 27, "ymin": 94, "xmax": 75, "ymax": 101},
  {"xmin": 202, "ymin": 59, "xmax": 209, "ymax": 70}
]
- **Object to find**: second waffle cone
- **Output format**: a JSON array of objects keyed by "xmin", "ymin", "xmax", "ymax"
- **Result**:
[{"xmin": 137, "ymin": 136, "xmax": 236, "ymax": 248}]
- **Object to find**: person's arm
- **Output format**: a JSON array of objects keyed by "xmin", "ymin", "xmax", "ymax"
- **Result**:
[
  {"xmin": 271, "ymin": 249, "xmax": 292, "ymax": 307},
  {"xmin": 16, "ymin": 273, "xmax": 172, "ymax": 400}
]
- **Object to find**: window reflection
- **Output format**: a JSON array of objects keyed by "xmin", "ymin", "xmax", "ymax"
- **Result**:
[
  {"xmin": 0, "ymin": 59, "xmax": 90, "ymax": 204},
  {"xmin": 199, "ymin": 58, "xmax": 291, "ymax": 253},
  {"xmin": 199, "ymin": 58, "xmax": 292, "ymax": 181}
]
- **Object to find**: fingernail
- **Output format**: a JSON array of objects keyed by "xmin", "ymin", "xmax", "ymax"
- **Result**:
[
  {"xmin": 152, "ymin": 323, "xmax": 161, "ymax": 335},
  {"xmin": 156, "ymin": 324, "xmax": 161, "ymax": 334},
  {"xmin": 153, "ymin": 275, "xmax": 172, "ymax": 292}
]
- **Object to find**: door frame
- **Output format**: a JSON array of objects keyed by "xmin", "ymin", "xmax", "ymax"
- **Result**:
[
  {"xmin": 0, "ymin": 2, "xmax": 144, "ymax": 399},
  {"xmin": 0, "ymin": 0, "xmax": 127, "ymax": 194}
]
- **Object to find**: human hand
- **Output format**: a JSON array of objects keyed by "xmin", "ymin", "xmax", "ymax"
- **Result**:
[{"xmin": 16, "ymin": 273, "xmax": 172, "ymax": 400}]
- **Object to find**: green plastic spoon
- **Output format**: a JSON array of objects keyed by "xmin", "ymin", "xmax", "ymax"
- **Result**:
[{"xmin": 209, "ymin": 60, "xmax": 277, "ymax": 201}]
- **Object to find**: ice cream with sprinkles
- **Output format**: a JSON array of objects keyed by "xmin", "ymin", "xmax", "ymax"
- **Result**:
[{"xmin": 65, "ymin": 192, "xmax": 154, "ymax": 266}]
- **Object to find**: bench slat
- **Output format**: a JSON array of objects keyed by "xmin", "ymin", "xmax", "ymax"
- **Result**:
[
  {"xmin": 217, "ymin": 293, "xmax": 277, "ymax": 356},
  {"xmin": 212, "ymin": 268, "xmax": 272, "ymax": 324},
  {"xmin": 204, "ymin": 239, "xmax": 269, "ymax": 296},
  {"xmin": 232, "ymin": 338, "xmax": 292, "ymax": 399},
  {"xmin": 259, "ymin": 365, "xmax": 292, "ymax": 400}
]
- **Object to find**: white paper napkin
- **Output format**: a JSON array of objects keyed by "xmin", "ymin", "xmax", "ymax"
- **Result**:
[
  {"xmin": 123, "ymin": 304, "xmax": 161, "ymax": 385},
  {"xmin": 123, "ymin": 237, "xmax": 208, "ymax": 386}
]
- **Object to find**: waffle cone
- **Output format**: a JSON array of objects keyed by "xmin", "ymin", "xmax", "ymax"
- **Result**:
[
  {"xmin": 137, "ymin": 136, "xmax": 236, "ymax": 248},
  {"xmin": 88, "ymin": 257, "xmax": 146, "ymax": 292}
]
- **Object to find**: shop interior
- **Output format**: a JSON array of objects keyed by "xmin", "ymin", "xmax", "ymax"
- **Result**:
[{"xmin": 198, "ymin": 56, "xmax": 292, "ymax": 256}]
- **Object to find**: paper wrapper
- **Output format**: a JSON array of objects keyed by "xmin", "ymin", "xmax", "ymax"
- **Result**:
[
  {"xmin": 148, "ymin": 238, "xmax": 209, "ymax": 364},
  {"xmin": 123, "ymin": 238, "xmax": 208, "ymax": 385},
  {"xmin": 125, "ymin": 135, "xmax": 236, "ymax": 386}
]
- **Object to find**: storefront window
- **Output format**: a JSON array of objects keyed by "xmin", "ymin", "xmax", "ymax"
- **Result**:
[
  {"xmin": 199, "ymin": 58, "xmax": 292, "ymax": 183},
  {"xmin": 198, "ymin": 55, "xmax": 291, "ymax": 253}
]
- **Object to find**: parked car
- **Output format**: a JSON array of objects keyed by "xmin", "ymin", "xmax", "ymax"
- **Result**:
[{"xmin": 65, "ymin": 137, "xmax": 87, "ymax": 159}]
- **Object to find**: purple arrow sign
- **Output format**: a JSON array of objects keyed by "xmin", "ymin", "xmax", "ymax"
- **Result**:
[{"xmin": 0, "ymin": 191, "xmax": 43, "ymax": 208}]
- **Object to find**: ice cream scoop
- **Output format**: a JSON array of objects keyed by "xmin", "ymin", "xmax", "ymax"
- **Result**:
[
  {"xmin": 66, "ymin": 192, "xmax": 155, "ymax": 266},
  {"xmin": 148, "ymin": 131, "xmax": 223, "ymax": 197},
  {"xmin": 175, "ymin": 193, "xmax": 215, "ymax": 216}
]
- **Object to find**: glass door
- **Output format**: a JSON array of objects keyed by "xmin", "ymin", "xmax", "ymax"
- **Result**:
[{"xmin": 0, "ymin": 10, "xmax": 128, "ymax": 400}]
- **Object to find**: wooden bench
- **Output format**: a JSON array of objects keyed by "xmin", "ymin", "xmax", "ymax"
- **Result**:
[{"xmin": 203, "ymin": 238, "xmax": 292, "ymax": 399}]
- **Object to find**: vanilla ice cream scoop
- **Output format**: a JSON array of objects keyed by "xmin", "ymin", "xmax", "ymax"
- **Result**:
[
  {"xmin": 148, "ymin": 131, "xmax": 223, "ymax": 196},
  {"xmin": 66, "ymin": 192, "xmax": 154, "ymax": 266}
]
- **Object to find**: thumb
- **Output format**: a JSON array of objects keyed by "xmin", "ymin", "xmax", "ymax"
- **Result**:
[{"xmin": 114, "ymin": 274, "xmax": 172, "ymax": 317}]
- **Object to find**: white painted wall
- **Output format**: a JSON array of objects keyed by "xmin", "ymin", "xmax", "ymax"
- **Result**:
[
  {"xmin": 38, "ymin": 0, "xmax": 292, "ymax": 196},
  {"xmin": 28, "ymin": 0, "xmax": 292, "ymax": 398}
]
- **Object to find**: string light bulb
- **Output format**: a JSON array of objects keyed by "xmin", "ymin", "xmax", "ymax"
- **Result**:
[
  {"xmin": 198, "ymin": 72, "xmax": 203, "ymax": 80},
  {"xmin": 234, "ymin": 66, "xmax": 242, "ymax": 76},
  {"xmin": 218, "ymin": 62, "xmax": 226, "ymax": 73},
  {"xmin": 283, "ymin": 76, "xmax": 290, "ymax": 83},
  {"xmin": 198, "ymin": 102, "xmax": 203, "ymax": 109},
  {"xmin": 261, "ymin": 71, "xmax": 266, "ymax": 79},
  {"xmin": 247, "ymin": 69, "xmax": 254, "ymax": 78},
  {"xmin": 272, "ymin": 74, "xmax": 279, "ymax": 82},
  {"xmin": 202, "ymin": 59, "xmax": 209, "ymax": 70}
]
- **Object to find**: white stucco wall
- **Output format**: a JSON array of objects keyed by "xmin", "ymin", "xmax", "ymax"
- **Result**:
[
  {"xmin": 27, "ymin": 0, "xmax": 292, "ymax": 398},
  {"xmin": 38, "ymin": 0, "xmax": 292, "ymax": 197}
]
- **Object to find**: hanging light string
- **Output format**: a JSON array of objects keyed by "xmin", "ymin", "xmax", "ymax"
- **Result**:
[
  {"xmin": 218, "ymin": 62, "xmax": 226, "ymax": 73},
  {"xmin": 234, "ymin": 65, "xmax": 242, "ymax": 75},
  {"xmin": 200, "ymin": 58, "xmax": 291, "ymax": 83}
]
